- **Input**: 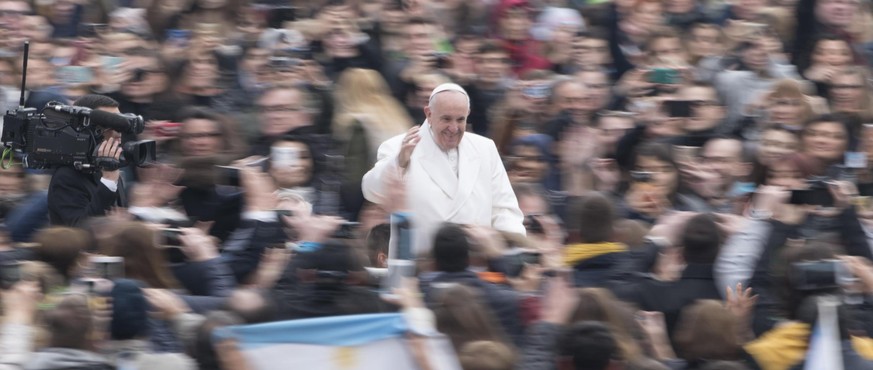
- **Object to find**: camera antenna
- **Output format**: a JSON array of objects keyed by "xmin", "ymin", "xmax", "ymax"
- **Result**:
[{"xmin": 17, "ymin": 41, "xmax": 28, "ymax": 108}]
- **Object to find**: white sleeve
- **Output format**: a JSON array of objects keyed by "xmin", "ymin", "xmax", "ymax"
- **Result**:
[
  {"xmin": 487, "ymin": 141, "xmax": 525, "ymax": 235},
  {"xmin": 100, "ymin": 177, "xmax": 118, "ymax": 192},
  {"xmin": 714, "ymin": 219, "xmax": 772, "ymax": 297},
  {"xmin": 361, "ymin": 135, "xmax": 404, "ymax": 206}
]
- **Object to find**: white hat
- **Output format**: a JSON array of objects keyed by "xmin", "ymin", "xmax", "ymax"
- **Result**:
[{"xmin": 428, "ymin": 83, "xmax": 470, "ymax": 106}]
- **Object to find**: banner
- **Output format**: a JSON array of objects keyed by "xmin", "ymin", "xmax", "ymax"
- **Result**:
[{"xmin": 215, "ymin": 313, "xmax": 461, "ymax": 370}]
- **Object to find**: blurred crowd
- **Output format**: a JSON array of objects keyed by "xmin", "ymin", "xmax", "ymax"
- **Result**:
[{"xmin": 1, "ymin": 0, "xmax": 873, "ymax": 369}]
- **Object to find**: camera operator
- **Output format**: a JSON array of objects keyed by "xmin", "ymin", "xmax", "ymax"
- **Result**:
[
  {"xmin": 743, "ymin": 242, "xmax": 873, "ymax": 370},
  {"xmin": 47, "ymin": 94, "xmax": 128, "ymax": 227}
]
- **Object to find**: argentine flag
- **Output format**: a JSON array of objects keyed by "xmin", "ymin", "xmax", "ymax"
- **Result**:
[{"xmin": 215, "ymin": 313, "xmax": 462, "ymax": 370}]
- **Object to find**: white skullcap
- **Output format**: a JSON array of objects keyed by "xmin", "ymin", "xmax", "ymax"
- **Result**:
[{"xmin": 428, "ymin": 83, "xmax": 470, "ymax": 107}]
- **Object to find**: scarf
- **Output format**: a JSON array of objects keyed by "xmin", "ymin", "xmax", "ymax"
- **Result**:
[{"xmin": 563, "ymin": 242, "xmax": 627, "ymax": 266}]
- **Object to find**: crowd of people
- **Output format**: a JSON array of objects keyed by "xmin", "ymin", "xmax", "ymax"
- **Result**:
[{"xmin": 1, "ymin": 0, "xmax": 873, "ymax": 368}]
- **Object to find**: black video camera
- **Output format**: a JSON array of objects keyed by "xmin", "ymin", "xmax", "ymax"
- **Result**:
[
  {"xmin": 2, "ymin": 101, "xmax": 155, "ymax": 172},
  {"xmin": 0, "ymin": 42, "xmax": 155, "ymax": 172}
]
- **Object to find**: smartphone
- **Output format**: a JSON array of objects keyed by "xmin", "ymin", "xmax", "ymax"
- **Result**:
[
  {"xmin": 522, "ymin": 84, "xmax": 551, "ymax": 99},
  {"xmin": 101, "ymin": 56, "xmax": 125, "ymax": 73},
  {"xmin": 845, "ymin": 152, "xmax": 868, "ymax": 169},
  {"xmin": 165, "ymin": 29, "xmax": 192, "ymax": 46},
  {"xmin": 789, "ymin": 187, "xmax": 835, "ymax": 207},
  {"xmin": 164, "ymin": 246, "xmax": 188, "ymax": 264},
  {"xmin": 79, "ymin": 23, "xmax": 108, "ymax": 39},
  {"xmin": 792, "ymin": 260, "xmax": 852, "ymax": 291},
  {"xmin": 433, "ymin": 52, "xmax": 451, "ymax": 69},
  {"xmin": 57, "ymin": 66, "xmax": 94, "ymax": 86},
  {"xmin": 524, "ymin": 215, "xmax": 545, "ymax": 235},
  {"xmin": 89, "ymin": 256, "xmax": 124, "ymax": 280},
  {"xmin": 504, "ymin": 251, "xmax": 543, "ymax": 278},
  {"xmin": 269, "ymin": 57, "xmax": 302, "ymax": 71},
  {"xmin": 267, "ymin": 6, "xmax": 297, "ymax": 29},
  {"xmin": 649, "ymin": 68, "xmax": 680, "ymax": 85},
  {"xmin": 665, "ymin": 100, "xmax": 693, "ymax": 118},
  {"xmin": 216, "ymin": 158, "xmax": 269, "ymax": 187},
  {"xmin": 161, "ymin": 228, "xmax": 184, "ymax": 247},
  {"xmin": 0, "ymin": 261, "xmax": 20, "ymax": 289},
  {"xmin": 332, "ymin": 222, "xmax": 360, "ymax": 239},
  {"xmin": 630, "ymin": 170, "xmax": 654, "ymax": 183},
  {"xmin": 673, "ymin": 145, "xmax": 700, "ymax": 163},
  {"xmin": 271, "ymin": 146, "xmax": 299, "ymax": 167}
]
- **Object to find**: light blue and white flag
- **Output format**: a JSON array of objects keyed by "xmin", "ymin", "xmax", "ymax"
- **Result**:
[{"xmin": 214, "ymin": 313, "xmax": 461, "ymax": 370}]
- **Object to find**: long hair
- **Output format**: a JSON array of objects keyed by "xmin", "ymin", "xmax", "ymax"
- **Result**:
[
  {"xmin": 332, "ymin": 68, "xmax": 413, "ymax": 145},
  {"xmin": 431, "ymin": 284, "xmax": 512, "ymax": 352},
  {"xmin": 103, "ymin": 222, "xmax": 181, "ymax": 290}
]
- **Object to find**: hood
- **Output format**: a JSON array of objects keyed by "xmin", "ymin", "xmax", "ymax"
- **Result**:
[{"xmin": 25, "ymin": 348, "xmax": 112, "ymax": 370}]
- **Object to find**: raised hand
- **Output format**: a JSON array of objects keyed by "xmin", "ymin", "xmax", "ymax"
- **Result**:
[
  {"xmin": 397, "ymin": 126, "xmax": 422, "ymax": 170},
  {"xmin": 725, "ymin": 283, "xmax": 758, "ymax": 320}
]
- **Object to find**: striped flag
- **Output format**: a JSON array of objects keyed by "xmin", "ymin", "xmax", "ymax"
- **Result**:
[{"xmin": 214, "ymin": 313, "xmax": 462, "ymax": 370}]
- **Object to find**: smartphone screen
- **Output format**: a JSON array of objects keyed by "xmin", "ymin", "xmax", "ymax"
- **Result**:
[
  {"xmin": 673, "ymin": 145, "xmax": 700, "ymax": 163},
  {"xmin": 665, "ymin": 100, "xmax": 693, "ymax": 118},
  {"xmin": 271, "ymin": 146, "xmax": 299, "ymax": 167},
  {"xmin": 790, "ymin": 188, "xmax": 835, "ymax": 207},
  {"xmin": 649, "ymin": 68, "xmax": 679, "ymax": 84},
  {"xmin": 57, "ymin": 66, "xmax": 94, "ymax": 86},
  {"xmin": 89, "ymin": 256, "xmax": 125, "ymax": 280}
]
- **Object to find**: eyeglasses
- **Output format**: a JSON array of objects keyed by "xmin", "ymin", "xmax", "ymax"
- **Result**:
[
  {"xmin": 258, "ymin": 105, "xmax": 302, "ymax": 113},
  {"xmin": 181, "ymin": 132, "xmax": 223, "ymax": 139}
]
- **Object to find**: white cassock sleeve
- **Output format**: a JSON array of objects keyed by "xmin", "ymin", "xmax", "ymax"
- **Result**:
[
  {"xmin": 486, "ymin": 140, "xmax": 526, "ymax": 235},
  {"xmin": 361, "ymin": 134, "xmax": 404, "ymax": 206}
]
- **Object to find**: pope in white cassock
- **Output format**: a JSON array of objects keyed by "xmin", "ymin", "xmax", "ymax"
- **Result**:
[{"xmin": 361, "ymin": 83, "xmax": 526, "ymax": 255}]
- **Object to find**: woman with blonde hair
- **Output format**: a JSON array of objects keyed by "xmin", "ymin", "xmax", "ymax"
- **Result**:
[
  {"xmin": 333, "ymin": 68, "xmax": 413, "ymax": 218},
  {"xmin": 738, "ymin": 79, "xmax": 817, "ymax": 142}
]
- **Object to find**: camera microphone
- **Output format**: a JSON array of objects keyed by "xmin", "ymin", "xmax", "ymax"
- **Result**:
[{"xmin": 47, "ymin": 104, "xmax": 144, "ymax": 134}]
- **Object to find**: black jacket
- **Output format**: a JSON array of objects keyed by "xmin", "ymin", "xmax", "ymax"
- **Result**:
[
  {"xmin": 616, "ymin": 263, "xmax": 722, "ymax": 338},
  {"xmin": 47, "ymin": 166, "xmax": 125, "ymax": 227}
]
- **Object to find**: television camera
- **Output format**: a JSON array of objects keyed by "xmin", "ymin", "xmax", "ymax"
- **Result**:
[{"xmin": 0, "ymin": 42, "xmax": 155, "ymax": 172}]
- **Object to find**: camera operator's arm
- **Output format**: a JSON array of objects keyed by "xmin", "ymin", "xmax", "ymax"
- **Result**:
[{"xmin": 48, "ymin": 138, "xmax": 123, "ymax": 227}]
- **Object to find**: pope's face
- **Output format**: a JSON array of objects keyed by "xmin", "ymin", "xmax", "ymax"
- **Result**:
[{"xmin": 425, "ymin": 91, "xmax": 468, "ymax": 151}]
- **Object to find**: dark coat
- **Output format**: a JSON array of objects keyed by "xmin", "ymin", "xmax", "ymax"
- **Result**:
[
  {"xmin": 616, "ymin": 263, "xmax": 723, "ymax": 338},
  {"xmin": 47, "ymin": 166, "xmax": 125, "ymax": 227}
]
